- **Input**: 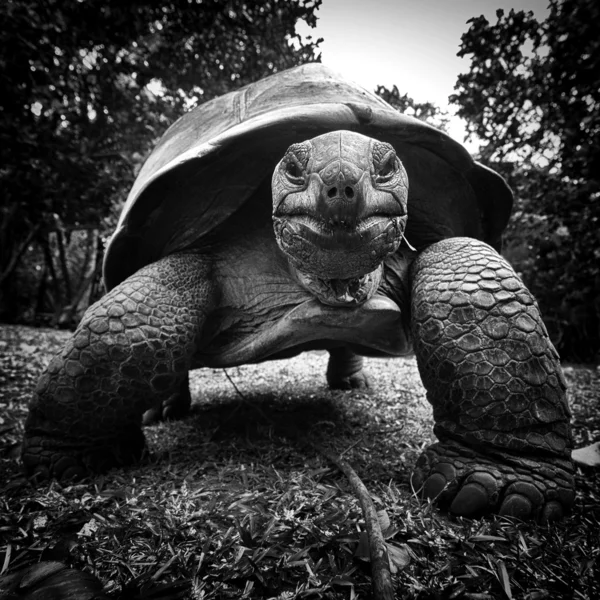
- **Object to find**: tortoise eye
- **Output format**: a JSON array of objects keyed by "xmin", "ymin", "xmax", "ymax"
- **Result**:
[
  {"xmin": 282, "ymin": 141, "xmax": 310, "ymax": 184},
  {"xmin": 375, "ymin": 154, "xmax": 397, "ymax": 183},
  {"xmin": 378, "ymin": 157, "xmax": 395, "ymax": 178},
  {"xmin": 372, "ymin": 141, "xmax": 398, "ymax": 184},
  {"xmin": 285, "ymin": 159, "xmax": 304, "ymax": 182}
]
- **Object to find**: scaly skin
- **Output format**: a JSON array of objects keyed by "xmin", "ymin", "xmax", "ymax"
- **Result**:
[
  {"xmin": 410, "ymin": 237, "xmax": 574, "ymax": 521},
  {"xmin": 22, "ymin": 252, "xmax": 215, "ymax": 481}
]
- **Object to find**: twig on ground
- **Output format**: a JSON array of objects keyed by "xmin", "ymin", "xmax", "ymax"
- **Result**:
[
  {"xmin": 309, "ymin": 439, "xmax": 395, "ymax": 600},
  {"xmin": 222, "ymin": 369, "xmax": 273, "ymax": 425}
]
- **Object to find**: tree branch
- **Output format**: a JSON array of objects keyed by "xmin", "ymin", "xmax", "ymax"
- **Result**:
[
  {"xmin": 0, "ymin": 222, "xmax": 41, "ymax": 286},
  {"xmin": 309, "ymin": 440, "xmax": 395, "ymax": 600}
]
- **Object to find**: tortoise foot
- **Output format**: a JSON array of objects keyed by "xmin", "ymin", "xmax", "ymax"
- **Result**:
[
  {"xmin": 326, "ymin": 348, "xmax": 369, "ymax": 390},
  {"xmin": 142, "ymin": 376, "xmax": 192, "ymax": 425},
  {"xmin": 327, "ymin": 370, "xmax": 370, "ymax": 390},
  {"xmin": 411, "ymin": 440, "xmax": 575, "ymax": 522},
  {"xmin": 22, "ymin": 425, "xmax": 146, "ymax": 482}
]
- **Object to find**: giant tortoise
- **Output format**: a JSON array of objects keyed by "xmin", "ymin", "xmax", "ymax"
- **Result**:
[{"xmin": 23, "ymin": 63, "xmax": 574, "ymax": 521}]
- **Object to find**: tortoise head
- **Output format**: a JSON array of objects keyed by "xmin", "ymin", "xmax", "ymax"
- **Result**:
[{"xmin": 272, "ymin": 130, "xmax": 408, "ymax": 306}]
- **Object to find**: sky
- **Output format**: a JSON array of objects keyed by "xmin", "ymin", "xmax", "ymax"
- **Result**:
[{"xmin": 296, "ymin": 0, "xmax": 550, "ymax": 149}]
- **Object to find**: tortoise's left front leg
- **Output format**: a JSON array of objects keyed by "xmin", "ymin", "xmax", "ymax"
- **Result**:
[{"xmin": 410, "ymin": 238, "xmax": 574, "ymax": 521}]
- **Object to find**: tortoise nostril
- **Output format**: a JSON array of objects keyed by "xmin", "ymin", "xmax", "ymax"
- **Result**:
[{"xmin": 326, "ymin": 185, "xmax": 355, "ymax": 200}]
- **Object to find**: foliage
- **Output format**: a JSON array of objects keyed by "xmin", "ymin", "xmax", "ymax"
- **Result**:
[
  {"xmin": 450, "ymin": 0, "xmax": 600, "ymax": 362},
  {"xmin": 0, "ymin": 0, "xmax": 321, "ymax": 325},
  {"xmin": 376, "ymin": 85, "xmax": 450, "ymax": 132},
  {"xmin": 1, "ymin": 328, "xmax": 599, "ymax": 599}
]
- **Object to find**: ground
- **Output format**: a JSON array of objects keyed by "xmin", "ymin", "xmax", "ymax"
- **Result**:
[{"xmin": 0, "ymin": 324, "xmax": 599, "ymax": 599}]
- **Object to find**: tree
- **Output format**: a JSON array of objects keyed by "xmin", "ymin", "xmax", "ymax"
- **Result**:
[
  {"xmin": 450, "ymin": 0, "xmax": 600, "ymax": 361},
  {"xmin": 376, "ymin": 85, "xmax": 450, "ymax": 132},
  {"xmin": 0, "ymin": 0, "xmax": 321, "ymax": 324}
]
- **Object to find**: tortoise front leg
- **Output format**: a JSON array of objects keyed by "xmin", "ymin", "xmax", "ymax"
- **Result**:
[
  {"xmin": 410, "ymin": 237, "xmax": 574, "ymax": 521},
  {"xmin": 22, "ymin": 252, "xmax": 216, "ymax": 481}
]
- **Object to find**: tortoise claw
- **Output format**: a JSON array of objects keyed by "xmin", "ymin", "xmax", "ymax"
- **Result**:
[
  {"xmin": 450, "ymin": 481, "xmax": 494, "ymax": 517},
  {"xmin": 24, "ymin": 443, "xmax": 92, "ymax": 483},
  {"xmin": 541, "ymin": 500, "xmax": 564, "ymax": 523},
  {"xmin": 422, "ymin": 472, "xmax": 449, "ymax": 501},
  {"xmin": 498, "ymin": 493, "xmax": 533, "ymax": 520}
]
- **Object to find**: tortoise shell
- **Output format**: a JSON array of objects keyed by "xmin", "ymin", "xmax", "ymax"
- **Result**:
[{"xmin": 103, "ymin": 63, "xmax": 512, "ymax": 290}]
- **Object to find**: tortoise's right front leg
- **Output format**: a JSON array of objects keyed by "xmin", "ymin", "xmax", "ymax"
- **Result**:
[{"xmin": 22, "ymin": 252, "xmax": 216, "ymax": 481}]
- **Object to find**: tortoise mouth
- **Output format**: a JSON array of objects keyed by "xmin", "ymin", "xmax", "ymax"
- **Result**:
[
  {"xmin": 273, "ymin": 214, "xmax": 405, "ymax": 279},
  {"xmin": 279, "ymin": 214, "xmax": 401, "ymax": 246},
  {"xmin": 292, "ymin": 264, "xmax": 384, "ymax": 307}
]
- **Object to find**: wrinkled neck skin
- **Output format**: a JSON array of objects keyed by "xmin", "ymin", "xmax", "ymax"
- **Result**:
[{"xmin": 272, "ymin": 130, "xmax": 409, "ymax": 307}]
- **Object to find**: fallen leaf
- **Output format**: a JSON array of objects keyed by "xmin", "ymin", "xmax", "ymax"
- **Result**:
[
  {"xmin": 386, "ymin": 542, "xmax": 411, "ymax": 573},
  {"xmin": 469, "ymin": 535, "xmax": 508, "ymax": 543},
  {"xmin": 496, "ymin": 560, "xmax": 513, "ymax": 599},
  {"xmin": 572, "ymin": 442, "xmax": 600, "ymax": 467},
  {"xmin": 77, "ymin": 519, "xmax": 99, "ymax": 538},
  {"xmin": 377, "ymin": 509, "xmax": 390, "ymax": 531}
]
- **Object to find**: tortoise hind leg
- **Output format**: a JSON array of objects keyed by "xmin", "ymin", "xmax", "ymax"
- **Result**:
[
  {"xmin": 410, "ymin": 237, "xmax": 574, "ymax": 521},
  {"xmin": 22, "ymin": 252, "xmax": 215, "ymax": 481},
  {"xmin": 326, "ymin": 347, "xmax": 369, "ymax": 390}
]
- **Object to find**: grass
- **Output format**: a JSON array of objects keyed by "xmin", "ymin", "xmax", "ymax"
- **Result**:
[{"xmin": 0, "ymin": 324, "xmax": 599, "ymax": 599}]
